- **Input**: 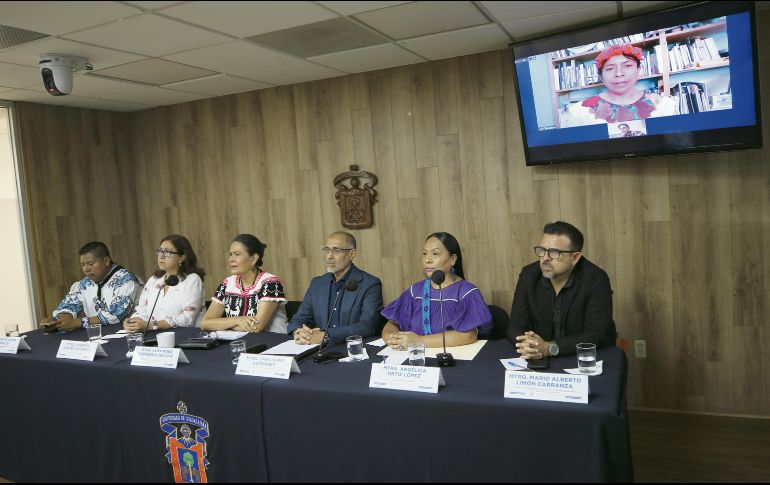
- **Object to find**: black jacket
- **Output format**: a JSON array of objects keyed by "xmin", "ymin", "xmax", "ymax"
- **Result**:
[{"xmin": 507, "ymin": 257, "xmax": 616, "ymax": 355}]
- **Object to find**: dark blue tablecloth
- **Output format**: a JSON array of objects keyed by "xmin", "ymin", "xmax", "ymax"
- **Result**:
[{"xmin": 0, "ymin": 328, "xmax": 632, "ymax": 482}]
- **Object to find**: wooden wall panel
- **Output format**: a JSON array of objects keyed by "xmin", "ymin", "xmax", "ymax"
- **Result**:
[{"xmin": 17, "ymin": 10, "xmax": 770, "ymax": 416}]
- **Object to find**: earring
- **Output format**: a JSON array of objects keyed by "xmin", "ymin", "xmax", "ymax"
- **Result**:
[{"xmin": 450, "ymin": 266, "xmax": 457, "ymax": 281}]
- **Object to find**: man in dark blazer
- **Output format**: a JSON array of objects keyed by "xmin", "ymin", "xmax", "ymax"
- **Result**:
[
  {"xmin": 508, "ymin": 221, "xmax": 616, "ymax": 358},
  {"xmin": 289, "ymin": 231, "xmax": 382, "ymax": 346}
]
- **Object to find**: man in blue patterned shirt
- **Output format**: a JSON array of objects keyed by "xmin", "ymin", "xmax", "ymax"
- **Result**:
[{"xmin": 40, "ymin": 242, "xmax": 143, "ymax": 332}]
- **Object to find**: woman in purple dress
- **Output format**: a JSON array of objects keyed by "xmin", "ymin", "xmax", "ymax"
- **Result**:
[{"xmin": 381, "ymin": 232, "xmax": 493, "ymax": 349}]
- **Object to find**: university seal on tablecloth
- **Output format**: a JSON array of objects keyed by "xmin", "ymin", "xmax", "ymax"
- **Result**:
[{"xmin": 160, "ymin": 401, "xmax": 210, "ymax": 483}]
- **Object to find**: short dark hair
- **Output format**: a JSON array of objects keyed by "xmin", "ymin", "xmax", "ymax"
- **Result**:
[
  {"xmin": 618, "ymin": 123, "xmax": 629, "ymax": 129},
  {"xmin": 329, "ymin": 231, "xmax": 356, "ymax": 249},
  {"xmin": 543, "ymin": 221, "xmax": 584, "ymax": 251},
  {"xmin": 233, "ymin": 234, "xmax": 267, "ymax": 268},
  {"xmin": 426, "ymin": 232, "xmax": 464, "ymax": 279},
  {"xmin": 79, "ymin": 241, "xmax": 111, "ymax": 260},
  {"xmin": 153, "ymin": 234, "xmax": 206, "ymax": 281}
]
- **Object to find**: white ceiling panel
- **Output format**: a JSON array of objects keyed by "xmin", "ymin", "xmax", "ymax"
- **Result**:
[
  {"xmin": 63, "ymin": 13, "xmax": 232, "ymax": 57},
  {"xmin": 162, "ymin": 40, "xmax": 288, "ymax": 74},
  {"xmin": 355, "ymin": 1, "xmax": 488, "ymax": 40},
  {"xmin": 399, "ymin": 23, "xmax": 510, "ymax": 61},
  {"xmin": 0, "ymin": 37, "xmax": 144, "ymax": 70},
  {"xmin": 164, "ymin": 74, "xmax": 272, "ymax": 96},
  {"xmin": 310, "ymin": 43, "xmax": 424, "ymax": 73},
  {"xmin": 158, "ymin": 1, "xmax": 338, "ymax": 38},
  {"xmin": 481, "ymin": 1, "xmax": 614, "ymax": 23},
  {"xmin": 0, "ymin": 1, "xmax": 141, "ymax": 36},
  {"xmin": 0, "ymin": 88, "xmax": 96, "ymax": 105},
  {"xmin": 124, "ymin": 1, "xmax": 184, "ymax": 10},
  {"xmin": 621, "ymin": 1, "xmax": 686, "ymax": 15},
  {"xmin": 63, "ymin": 98, "xmax": 155, "ymax": 112},
  {"xmin": 501, "ymin": 3, "xmax": 618, "ymax": 40},
  {"xmin": 92, "ymin": 58, "xmax": 217, "ymax": 85},
  {"xmin": 233, "ymin": 58, "xmax": 344, "ymax": 85},
  {"xmin": 70, "ymin": 74, "xmax": 149, "ymax": 98},
  {"xmin": 318, "ymin": 2, "xmax": 411, "ymax": 16},
  {"xmin": 104, "ymin": 87, "xmax": 209, "ymax": 106},
  {"xmin": 0, "ymin": 0, "xmax": 693, "ymax": 112},
  {"xmin": 0, "ymin": 62, "xmax": 42, "ymax": 89}
]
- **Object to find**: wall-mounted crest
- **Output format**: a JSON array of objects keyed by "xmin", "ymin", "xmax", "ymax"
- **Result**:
[{"xmin": 334, "ymin": 165, "xmax": 378, "ymax": 229}]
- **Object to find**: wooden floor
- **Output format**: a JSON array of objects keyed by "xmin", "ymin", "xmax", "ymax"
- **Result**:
[
  {"xmin": 630, "ymin": 409, "xmax": 770, "ymax": 482},
  {"xmin": 1, "ymin": 410, "xmax": 768, "ymax": 482}
]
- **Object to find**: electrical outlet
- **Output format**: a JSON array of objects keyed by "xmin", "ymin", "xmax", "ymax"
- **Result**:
[{"xmin": 634, "ymin": 340, "xmax": 647, "ymax": 358}]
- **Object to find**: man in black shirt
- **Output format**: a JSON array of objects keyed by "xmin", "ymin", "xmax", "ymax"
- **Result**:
[{"xmin": 508, "ymin": 222, "xmax": 616, "ymax": 359}]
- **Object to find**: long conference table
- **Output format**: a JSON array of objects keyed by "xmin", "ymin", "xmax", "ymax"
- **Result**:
[{"xmin": 0, "ymin": 327, "xmax": 633, "ymax": 482}]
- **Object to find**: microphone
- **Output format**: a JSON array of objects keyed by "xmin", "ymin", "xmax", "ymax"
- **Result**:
[
  {"xmin": 142, "ymin": 275, "xmax": 179, "ymax": 338},
  {"xmin": 313, "ymin": 278, "xmax": 360, "ymax": 363},
  {"xmin": 344, "ymin": 278, "xmax": 359, "ymax": 292},
  {"xmin": 432, "ymin": 270, "xmax": 454, "ymax": 367}
]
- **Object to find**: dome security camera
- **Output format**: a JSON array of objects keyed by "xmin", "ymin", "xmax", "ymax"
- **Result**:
[{"xmin": 38, "ymin": 54, "xmax": 91, "ymax": 96}]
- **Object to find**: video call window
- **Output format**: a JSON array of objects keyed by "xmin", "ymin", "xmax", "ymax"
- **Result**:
[{"xmin": 528, "ymin": 15, "xmax": 730, "ymax": 138}]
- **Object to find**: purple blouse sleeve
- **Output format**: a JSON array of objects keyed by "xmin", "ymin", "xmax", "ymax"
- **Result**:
[
  {"xmin": 447, "ymin": 284, "xmax": 493, "ymax": 335},
  {"xmin": 380, "ymin": 286, "xmax": 417, "ymax": 331}
]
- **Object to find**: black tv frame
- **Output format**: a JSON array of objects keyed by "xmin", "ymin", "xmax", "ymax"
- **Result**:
[{"xmin": 509, "ymin": 1, "xmax": 763, "ymax": 166}]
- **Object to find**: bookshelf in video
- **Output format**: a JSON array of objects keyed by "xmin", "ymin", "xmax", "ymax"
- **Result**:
[{"xmin": 550, "ymin": 18, "xmax": 730, "ymax": 124}]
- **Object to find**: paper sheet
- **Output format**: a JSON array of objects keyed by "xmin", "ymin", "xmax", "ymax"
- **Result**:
[
  {"xmin": 102, "ymin": 333, "xmax": 128, "ymax": 340},
  {"xmin": 211, "ymin": 330, "xmax": 248, "ymax": 341},
  {"xmin": 377, "ymin": 340, "xmax": 488, "ymax": 361},
  {"xmin": 500, "ymin": 357, "xmax": 530, "ymax": 371},
  {"xmin": 425, "ymin": 340, "xmax": 487, "ymax": 360},
  {"xmin": 262, "ymin": 340, "xmax": 319, "ymax": 356},
  {"xmin": 564, "ymin": 360, "xmax": 603, "ymax": 376},
  {"xmin": 366, "ymin": 338, "xmax": 386, "ymax": 347}
]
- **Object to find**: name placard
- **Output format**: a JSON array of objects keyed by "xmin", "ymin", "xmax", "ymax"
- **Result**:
[
  {"xmin": 0, "ymin": 336, "xmax": 31, "ymax": 354},
  {"xmin": 131, "ymin": 346, "xmax": 189, "ymax": 369},
  {"xmin": 369, "ymin": 363, "xmax": 445, "ymax": 394},
  {"xmin": 56, "ymin": 340, "xmax": 108, "ymax": 361},
  {"xmin": 236, "ymin": 354, "xmax": 300, "ymax": 379},
  {"xmin": 503, "ymin": 371, "xmax": 589, "ymax": 404}
]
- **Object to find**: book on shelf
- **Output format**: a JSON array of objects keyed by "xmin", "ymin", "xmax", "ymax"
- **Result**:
[
  {"xmin": 672, "ymin": 81, "xmax": 710, "ymax": 114},
  {"xmin": 551, "ymin": 34, "xmax": 646, "ymax": 60},
  {"xmin": 668, "ymin": 36, "xmax": 724, "ymax": 72}
]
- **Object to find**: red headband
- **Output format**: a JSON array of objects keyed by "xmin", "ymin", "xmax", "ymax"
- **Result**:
[{"xmin": 595, "ymin": 44, "xmax": 644, "ymax": 69}]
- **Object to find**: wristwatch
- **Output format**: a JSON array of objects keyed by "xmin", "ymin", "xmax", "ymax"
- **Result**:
[
  {"xmin": 548, "ymin": 342, "xmax": 560, "ymax": 357},
  {"xmin": 81, "ymin": 316, "xmax": 90, "ymax": 329}
]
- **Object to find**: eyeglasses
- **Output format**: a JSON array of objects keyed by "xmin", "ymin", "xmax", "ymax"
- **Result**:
[
  {"xmin": 321, "ymin": 247, "xmax": 354, "ymax": 256},
  {"xmin": 534, "ymin": 246, "xmax": 579, "ymax": 260},
  {"xmin": 155, "ymin": 248, "xmax": 182, "ymax": 258}
]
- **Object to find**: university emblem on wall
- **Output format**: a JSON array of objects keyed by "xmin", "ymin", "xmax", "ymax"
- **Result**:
[
  {"xmin": 160, "ymin": 401, "xmax": 210, "ymax": 483},
  {"xmin": 334, "ymin": 164, "xmax": 378, "ymax": 229}
]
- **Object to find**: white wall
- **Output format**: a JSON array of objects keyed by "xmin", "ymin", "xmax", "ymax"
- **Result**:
[{"xmin": 0, "ymin": 107, "xmax": 34, "ymax": 333}]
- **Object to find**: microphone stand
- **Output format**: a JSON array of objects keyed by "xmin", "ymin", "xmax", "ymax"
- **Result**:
[
  {"xmin": 315, "ymin": 288, "xmax": 344, "ymax": 358},
  {"xmin": 313, "ymin": 278, "xmax": 359, "ymax": 363},
  {"xmin": 435, "ymin": 275, "xmax": 455, "ymax": 367}
]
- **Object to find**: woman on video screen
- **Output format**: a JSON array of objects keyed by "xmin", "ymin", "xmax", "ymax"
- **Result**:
[{"xmin": 561, "ymin": 44, "xmax": 675, "ymax": 127}]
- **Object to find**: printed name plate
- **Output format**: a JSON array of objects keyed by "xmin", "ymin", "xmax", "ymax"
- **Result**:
[
  {"xmin": 504, "ymin": 371, "xmax": 589, "ymax": 404},
  {"xmin": 369, "ymin": 363, "xmax": 445, "ymax": 394},
  {"xmin": 131, "ymin": 346, "xmax": 189, "ymax": 369},
  {"xmin": 0, "ymin": 336, "xmax": 31, "ymax": 354},
  {"xmin": 56, "ymin": 340, "xmax": 108, "ymax": 361},
  {"xmin": 235, "ymin": 354, "xmax": 300, "ymax": 379}
]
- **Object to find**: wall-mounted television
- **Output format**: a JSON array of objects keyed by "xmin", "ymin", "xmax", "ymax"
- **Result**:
[{"xmin": 510, "ymin": 1, "xmax": 762, "ymax": 166}]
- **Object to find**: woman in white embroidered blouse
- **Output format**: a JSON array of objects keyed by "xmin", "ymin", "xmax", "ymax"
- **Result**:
[
  {"xmin": 123, "ymin": 235, "xmax": 206, "ymax": 331},
  {"xmin": 201, "ymin": 234, "xmax": 288, "ymax": 334}
]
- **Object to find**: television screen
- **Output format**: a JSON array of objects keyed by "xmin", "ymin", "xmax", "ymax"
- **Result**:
[{"xmin": 510, "ymin": 1, "xmax": 762, "ymax": 166}]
